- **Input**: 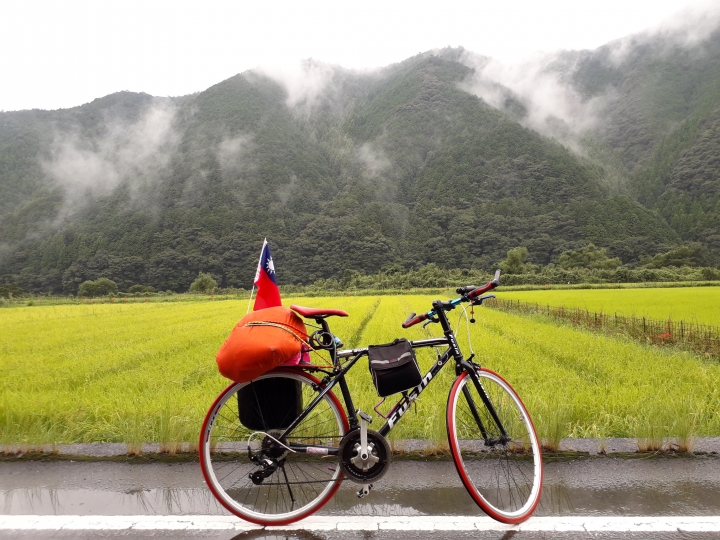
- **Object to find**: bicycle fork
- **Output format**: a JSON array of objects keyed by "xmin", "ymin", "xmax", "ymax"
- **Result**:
[
  {"xmin": 461, "ymin": 362, "xmax": 510, "ymax": 446},
  {"xmin": 433, "ymin": 299, "xmax": 510, "ymax": 447}
]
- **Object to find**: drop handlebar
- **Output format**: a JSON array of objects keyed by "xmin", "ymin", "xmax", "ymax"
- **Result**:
[{"xmin": 401, "ymin": 270, "xmax": 501, "ymax": 329}]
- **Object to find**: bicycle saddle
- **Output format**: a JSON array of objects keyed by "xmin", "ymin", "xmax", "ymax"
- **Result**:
[{"xmin": 290, "ymin": 305, "xmax": 349, "ymax": 319}]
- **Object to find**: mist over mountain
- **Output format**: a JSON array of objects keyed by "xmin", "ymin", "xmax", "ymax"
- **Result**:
[{"xmin": 2, "ymin": 18, "xmax": 720, "ymax": 294}]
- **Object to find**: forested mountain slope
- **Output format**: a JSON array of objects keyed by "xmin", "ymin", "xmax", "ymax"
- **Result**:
[
  {"xmin": 0, "ymin": 47, "xmax": 700, "ymax": 293},
  {"xmin": 557, "ymin": 26, "xmax": 720, "ymax": 254}
]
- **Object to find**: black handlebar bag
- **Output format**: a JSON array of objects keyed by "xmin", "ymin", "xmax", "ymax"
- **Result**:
[{"xmin": 368, "ymin": 338, "xmax": 422, "ymax": 397}]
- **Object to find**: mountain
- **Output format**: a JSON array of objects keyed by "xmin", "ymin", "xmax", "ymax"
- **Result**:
[
  {"xmin": 2, "ymin": 32, "xmax": 716, "ymax": 294},
  {"xmin": 559, "ymin": 25, "xmax": 720, "ymax": 253}
]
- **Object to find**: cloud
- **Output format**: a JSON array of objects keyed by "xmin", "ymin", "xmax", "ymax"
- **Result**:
[
  {"xmin": 456, "ymin": 2, "xmax": 720, "ymax": 148},
  {"xmin": 602, "ymin": 3, "xmax": 720, "ymax": 65},
  {"xmin": 353, "ymin": 140, "xmax": 403, "ymax": 204},
  {"xmin": 255, "ymin": 59, "xmax": 341, "ymax": 109},
  {"xmin": 459, "ymin": 51, "xmax": 606, "ymax": 146},
  {"xmin": 356, "ymin": 143, "xmax": 391, "ymax": 178},
  {"xmin": 652, "ymin": 1, "xmax": 720, "ymax": 47},
  {"xmin": 457, "ymin": 6, "xmax": 720, "ymax": 149},
  {"xmin": 42, "ymin": 101, "xmax": 179, "ymax": 213},
  {"xmin": 277, "ymin": 173, "xmax": 298, "ymax": 205},
  {"xmin": 217, "ymin": 134, "xmax": 254, "ymax": 176}
]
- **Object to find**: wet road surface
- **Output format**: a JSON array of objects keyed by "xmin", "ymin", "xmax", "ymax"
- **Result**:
[{"xmin": 2, "ymin": 455, "xmax": 720, "ymax": 538}]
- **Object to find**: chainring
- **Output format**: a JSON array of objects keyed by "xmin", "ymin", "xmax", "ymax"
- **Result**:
[{"xmin": 338, "ymin": 428, "xmax": 391, "ymax": 483}]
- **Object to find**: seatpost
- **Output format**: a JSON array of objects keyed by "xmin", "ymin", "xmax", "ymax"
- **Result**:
[{"xmin": 314, "ymin": 317, "xmax": 331, "ymax": 337}]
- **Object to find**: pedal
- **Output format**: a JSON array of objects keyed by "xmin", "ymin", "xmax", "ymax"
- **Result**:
[{"xmin": 357, "ymin": 483, "xmax": 373, "ymax": 498}]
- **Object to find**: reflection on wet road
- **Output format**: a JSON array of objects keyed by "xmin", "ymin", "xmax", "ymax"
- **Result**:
[{"xmin": 2, "ymin": 456, "xmax": 720, "ymax": 517}]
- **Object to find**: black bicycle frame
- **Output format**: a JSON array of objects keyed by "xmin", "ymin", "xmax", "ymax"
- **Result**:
[{"xmin": 279, "ymin": 303, "xmax": 508, "ymax": 451}]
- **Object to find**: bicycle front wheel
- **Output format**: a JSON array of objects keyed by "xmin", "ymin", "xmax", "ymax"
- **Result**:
[
  {"xmin": 447, "ymin": 367, "xmax": 543, "ymax": 524},
  {"xmin": 199, "ymin": 369, "xmax": 349, "ymax": 525}
]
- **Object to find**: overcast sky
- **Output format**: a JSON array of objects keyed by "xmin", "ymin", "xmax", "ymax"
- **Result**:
[{"xmin": 1, "ymin": 0, "xmax": 717, "ymax": 112}]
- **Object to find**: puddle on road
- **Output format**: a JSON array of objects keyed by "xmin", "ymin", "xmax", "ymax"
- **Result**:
[
  {"xmin": 2, "ymin": 457, "xmax": 720, "ymax": 517},
  {"xmin": 0, "ymin": 486, "xmax": 223, "ymax": 516}
]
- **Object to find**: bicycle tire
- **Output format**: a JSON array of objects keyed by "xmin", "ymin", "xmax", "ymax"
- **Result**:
[
  {"xmin": 199, "ymin": 368, "xmax": 349, "ymax": 525},
  {"xmin": 447, "ymin": 367, "xmax": 543, "ymax": 524}
]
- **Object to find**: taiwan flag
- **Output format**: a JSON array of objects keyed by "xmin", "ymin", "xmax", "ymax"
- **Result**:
[{"xmin": 253, "ymin": 239, "xmax": 282, "ymax": 311}]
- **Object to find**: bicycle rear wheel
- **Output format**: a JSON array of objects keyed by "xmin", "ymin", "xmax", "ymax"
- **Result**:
[
  {"xmin": 447, "ymin": 367, "xmax": 543, "ymax": 524},
  {"xmin": 199, "ymin": 369, "xmax": 348, "ymax": 525}
]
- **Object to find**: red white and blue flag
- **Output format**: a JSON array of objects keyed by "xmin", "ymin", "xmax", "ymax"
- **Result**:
[{"xmin": 252, "ymin": 239, "xmax": 282, "ymax": 311}]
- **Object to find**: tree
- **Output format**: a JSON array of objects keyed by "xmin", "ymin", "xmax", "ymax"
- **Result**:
[
  {"xmin": 189, "ymin": 272, "xmax": 218, "ymax": 293},
  {"xmin": 499, "ymin": 247, "xmax": 530, "ymax": 274},
  {"xmin": 127, "ymin": 284, "xmax": 156, "ymax": 294},
  {"xmin": 0, "ymin": 283, "xmax": 22, "ymax": 298},
  {"xmin": 558, "ymin": 244, "xmax": 621, "ymax": 270},
  {"xmin": 94, "ymin": 278, "xmax": 118, "ymax": 296},
  {"xmin": 641, "ymin": 244, "xmax": 708, "ymax": 268},
  {"xmin": 78, "ymin": 278, "xmax": 118, "ymax": 297}
]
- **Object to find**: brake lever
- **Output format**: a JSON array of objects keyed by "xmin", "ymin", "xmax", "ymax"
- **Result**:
[
  {"xmin": 471, "ymin": 294, "xmax": 496, "ymax": 306},
  {"xmin": 422, "ymin": 316, "xmax": 440, "ymax": 328}
]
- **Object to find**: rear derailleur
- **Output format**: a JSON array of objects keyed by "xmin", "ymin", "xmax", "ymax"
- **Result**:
[
  {"xmin": 247, "ymin": 429, "xmax": 291, "ymax": 485},
  {"xmin": 248, "ymin": 451, "xmax": 282, "ymax": 485}
]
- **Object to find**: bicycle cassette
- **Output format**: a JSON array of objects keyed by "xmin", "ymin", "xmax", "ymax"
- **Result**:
[{"xmin": 338, "ymin": 428, "xmax": 391, "ymax": 483}]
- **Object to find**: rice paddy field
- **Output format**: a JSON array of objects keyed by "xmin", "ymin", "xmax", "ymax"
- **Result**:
[
  {"xmin": 2, "ymin": 290, "xmax": 720, "ymax": 450},
  {"xmin": 499, "ymin": 287, "xmax": 720, "ymax": 326}
]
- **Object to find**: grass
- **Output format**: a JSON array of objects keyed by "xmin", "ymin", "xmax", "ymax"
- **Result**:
[
  {"xmin": 499, "ymin": 287, "xmax": 720, "ymax": 326},
  {"xmin": 2, "ymin": 293, "xmax": 720, "ymax": 451}
]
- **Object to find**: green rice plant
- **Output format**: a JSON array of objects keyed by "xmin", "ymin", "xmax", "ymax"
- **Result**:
[
  {"xmin": 500, "ymin": 287, "xmax": 720, "ymax": 326},
  {"xmin": 0, "ymin": 394, "xmax": 64, "ymax": 453},
  {"xmin": 120, "ymin": 412, "xmax": 148, "ymax": 455},
  {"xmin": 0, "ymin": 296, "xmax": 385, "ymax": 448},
  {"xmin": 464, "ymin": 307, "xmax": 720, "ymax": 442},
  {"xmin": 157, "ymin": 399, "xmax": 186, "ymax": 455},
  {"xmin": 672, "ymin": 397, "xmax": 698, "ymax": 453},
  {"xmin": 635, "ymin": 408, "xmax": 666, "ymax": 452},
  {"xmin": 2, "ymin": 293, "xmax": 720, "ymax": 450},
  {"xmin": 0, "ymin": 399, "xmax": 22, "ymax": 455},
  {"xmin": 532, "ymin": 401, "xmax": 576, "ymax": 452},
  {"xmin": 598, "ymin": 437, "xmax": 607, "ymax": 454}
]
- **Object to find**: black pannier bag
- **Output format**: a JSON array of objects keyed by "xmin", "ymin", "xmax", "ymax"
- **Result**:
[
  {"xmin": 368, "ymin": 338, "xmax": 422, "ymax": 397},
  {"xmin": 237, "ymin": 377, "xmax": 303, "ymax": 431}
]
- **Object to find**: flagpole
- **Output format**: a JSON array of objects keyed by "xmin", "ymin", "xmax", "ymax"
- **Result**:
[
  {"xmin": 246, "ymin": 285, "xmax": 255, "ymax": 314},
  {"xmin": 247, "ymin": 238, "xmax": 266, "ymax": 314}
]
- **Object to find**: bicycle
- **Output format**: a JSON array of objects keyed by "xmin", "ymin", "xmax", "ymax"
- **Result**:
[{"xmin": 199, "ymin": 270, "xmax": 543, "ymax": 526}]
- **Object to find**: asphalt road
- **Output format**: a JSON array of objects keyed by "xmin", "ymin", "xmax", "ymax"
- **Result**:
[{"xmin": 2, "ymin": 455, "xmax": 720, "ymax": 539}]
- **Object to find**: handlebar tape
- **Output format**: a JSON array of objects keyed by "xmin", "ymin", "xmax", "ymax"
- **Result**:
[
  {"xmin": 467, "ymin": 280, "xmax": 498, "ymax": 300},
  {"xmin": 467, "ymin": 270, "xmax": 501, "ymax": 300},
  {"xmin": 402, "ymin": 312, "xmax": 429, "ymax": 329}
]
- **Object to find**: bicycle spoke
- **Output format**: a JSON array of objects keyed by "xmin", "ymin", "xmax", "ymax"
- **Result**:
[
  {"xmin": 448, "ymin": 368, "xmax": 542, "ymax": 523},
  {"xmin": 200, "ymin": 372, "xmax": 346, "ymax": 524}
]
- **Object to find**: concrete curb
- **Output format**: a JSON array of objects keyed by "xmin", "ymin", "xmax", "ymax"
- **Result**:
[{"xmin": 558, "ymin": 436, "xmax": 720, "ymax": 454}]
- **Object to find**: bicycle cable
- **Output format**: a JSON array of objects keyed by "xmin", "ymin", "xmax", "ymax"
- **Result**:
[
  {"xmin": 456, "ymin": 304, "xmax": 475, "ymax": 358},
  {"xmin": 247, "ymin": 431, "xmax": 297, "ymax": 453}
]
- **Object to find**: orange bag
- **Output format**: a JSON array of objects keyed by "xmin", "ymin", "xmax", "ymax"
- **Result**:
[{"xmin": 216, "ymin": 307, "xmax": 309, "ymax": 383}]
